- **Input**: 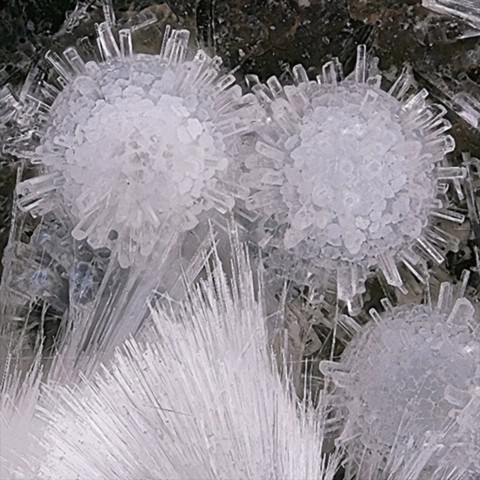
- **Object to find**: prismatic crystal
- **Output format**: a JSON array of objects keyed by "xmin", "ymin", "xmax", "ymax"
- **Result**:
[
  {"xmin": 11, "ymin": 23, "xmax": 255, "ymax": 267},
  {"xmin": 320, "ymin": 281, "xmax": 480, "ymax": 478},
  {"xmin": 241, "ymin": 45, "xmax": 464, "ymax": 313}
]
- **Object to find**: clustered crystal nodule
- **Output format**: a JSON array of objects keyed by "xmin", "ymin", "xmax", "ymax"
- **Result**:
[
  {"xmin": 12, "ymin": 28, "xmax": 462, "ymax": 308},
  {"xmin": 15, "ymin": 25, "xmax": 256, "ymax": 267},
  {"xmin": 320, "ymin": 285, "xmax": 480, "ymax": 478},
  {"xmin": 240, "ymin": 45, "xmax": 462, "ymax": 313}
]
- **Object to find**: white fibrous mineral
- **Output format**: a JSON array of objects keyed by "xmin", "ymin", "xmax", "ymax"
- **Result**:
[
  {"xmin": 14, "ymin": 24, "xmax": 255, "ymax": 267},
  {"xmin": 24, "ymin": 248, "xmax": 338, "ymax": 480},
  {"xmin": 0, "ymin": 348, "xmax": 46, "ymax": 480},
  {"xmin": 241, "ymin": 44, "xmax": 463, "ymax": 313},
  {"xmin": 319, "ymin": 283, "xmax": 480, "ymax": 479}
]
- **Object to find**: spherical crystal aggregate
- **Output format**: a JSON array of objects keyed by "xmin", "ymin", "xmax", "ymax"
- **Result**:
[
  {"xmin": 15, "ymin": 26, "xmax": 257, "ymax": 268},
  {"xmin": 272, "ymin": 85, "xmax": 435, "ymax": 265},
  {"xmin": 240, "ymin": 50, "xmax": 456, "ymax": 308},
  {"xmin": 320, "ymin": 293, "xmax": 480, "ymax": 477},
  {"xmin": 40, "ymin": 57, "xmax": 230, "ymax": 250}
]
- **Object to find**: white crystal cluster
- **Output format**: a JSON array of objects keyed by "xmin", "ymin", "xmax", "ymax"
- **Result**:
[
  {"xmin": 16, "ymin": 27, "xmax": 254, "ymax": 267},
  {"xmin": 257, "ymin": 85, "xmax": 435, "ymax": 261},
  {"xmin": 38, "ymin": 57, "xmax": 229, "ymax": 248},
  {"xmin": 19, "ymin": 247, "xmax": 337, "ymax": 480},
  {"xmin": 320, "ymin": 286, "xmax": 480, "ymax": 478},
  {"xmin": 1, "ymin": 6, "xmax": 478, "ymax": 479},
  {"xmin": 241, "ymin": 46, "xmax": 456, "ymax": 309}
]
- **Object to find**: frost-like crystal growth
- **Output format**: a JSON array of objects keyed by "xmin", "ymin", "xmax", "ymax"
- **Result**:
[
  {"xmin": 241, "ymin": 45, "xmax": 462, "ymax": 313},
  {"xmin": 320, "ymin": 283, "xmax": 480, "ymax": 478},
  {"xmin": 14, "ymin": 24, "xmax": 254, "ymax": 267},
  {"xmin": 24, "ymin": 247, "xmax": 338, "ymax": 480}
]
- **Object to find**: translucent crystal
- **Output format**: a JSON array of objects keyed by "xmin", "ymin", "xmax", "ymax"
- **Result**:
[
  {"xmin": 320, "ymin": 284, "xmax": 480, "ymax": 478},
  {"xmin": 12, "ymin": 25, "xmax": 256, "ymax": 268},
  {"xmin": 452, "ymin": 92, "xmax": 480, "ymax": 129},
  {"xmin": 241, "ymin": 45, "xmax": 458, "ymax": 310},
  {"xmin": 18, "ymin": 245, "xmax": 338, "ymax": 480},
  {"xmin": 422, "ymin": 0, "xmax": 480, "ymax": 29}
]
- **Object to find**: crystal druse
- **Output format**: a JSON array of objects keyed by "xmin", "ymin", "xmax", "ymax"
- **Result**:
[
  {"xmin": 0, "ymin": 3, "xmax": 478, "ymax": 480},
  {"xmin": 13, "ymin": 24, "xmax": 257, "ymax": 267},
  {"xmin": 240, "ymin": 45, "xmax": 465, "ymax": 314},
  {"xmin": 320, "ymin": 282, "xmax": 480, "ymax": 478}
]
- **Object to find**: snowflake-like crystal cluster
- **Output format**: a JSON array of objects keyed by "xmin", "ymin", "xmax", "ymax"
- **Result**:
[
  {"xmin": 241, "ymin": 45, "xmax": 462, "ymax": 312},
  {"xmin": 320, "ymin": 283, "xmax": 480, "ymax": 478},
  {"xmin": 15, "ymin": 25, "xmax": 255, "ymax": 267}
]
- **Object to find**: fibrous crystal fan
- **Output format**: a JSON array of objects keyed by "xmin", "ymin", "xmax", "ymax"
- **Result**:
[
  {"xmin": 0, "ymin": 342, "xmax": 56, "ymax": 480},
  {"xmin": 241, "ymin": 44, "xmax": 465, "ymax": 313},
  {"xmin": 320, "ymin": 280, "xmax": 480, "ymax": 479},
  {"xmin": 10, "ymin": 21, "xmax": 255, "ymax": 267},
  {"xmin": 20, "ymin": 246, "xmax": 339, "ymax": 480},
  {"xmin": 0, "ymin": 224, "xmax": 212, "ymax": 479}
]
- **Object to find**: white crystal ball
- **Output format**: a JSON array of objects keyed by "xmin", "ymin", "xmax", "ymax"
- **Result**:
[
  {"xmin": 37, "ymin": 55, "xmax": 232, "ymax": 258},
  {"xmin": 321, "ymin": 299, "xmax": 480, "ymax": 476},
  {"xmin": 245, "ymin": 83, "xmax": 442, "ymax": 274}
]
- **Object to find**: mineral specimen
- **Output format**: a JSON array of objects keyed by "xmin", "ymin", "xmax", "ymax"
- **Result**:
[
  {"xmin": 18, "ymin": 244, "xmax": 338, "ymax": 480},
  {"xmin": 320, "ymin": 281, "xmax": 480, "ymax": 478},
  {"xmin": 241, "ymin": 45, "xmax": 462, "ymax": 313},
  {"xmin": 11, "ymin": 24, "xmax": 255, "ymax": 267}
]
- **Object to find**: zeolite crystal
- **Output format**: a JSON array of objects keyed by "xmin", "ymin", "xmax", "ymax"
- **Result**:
[
  {"xmin": 320, "ymin": 285, "xmax": 480, "ymax": 478},
  {"xmin": 241, "ymin": 45, "xmax": 460, "ymax": 312},
  {"xmin": 21, "ymin": 247, "xmax": 337, "ymax": 480},
  {"xmin": 16, "ymin": 26, "xmax": 255, "ymax": 267},
  {"xmin": 281, "ymin": 85, "xmax": 432, "ymax": 259}
]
